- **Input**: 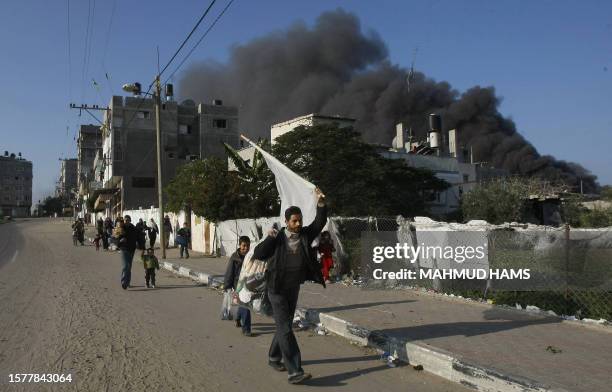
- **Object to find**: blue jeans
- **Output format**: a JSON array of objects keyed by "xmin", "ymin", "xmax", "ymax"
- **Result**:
[
  {"xmin": 237, "ymin": 307, "xmax": 251, "ymax": 333},
  {"xmin": 121, "ymin": 250, "xmax": 135, "ymax": 287}
]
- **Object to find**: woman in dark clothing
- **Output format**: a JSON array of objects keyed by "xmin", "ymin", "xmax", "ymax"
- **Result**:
[{"xmin": 148, "ymin": 218, "xmax": 158, "ymax": 248}]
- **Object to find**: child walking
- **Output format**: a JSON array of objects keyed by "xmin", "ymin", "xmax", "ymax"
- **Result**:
[
  {"xmin": 318, "ymin": 231, "xmax": 336, "ymax": 284},
  {"xmin": 93, "ymin": 233, "xmax": 102, "ymax": 251},
  {"xmin": 141, "ymin": 248, "xmax": 160, "ymax": 288},
  {"xmin": 223, "ymin": 236, "xmax": 253, "ymax": 337}
]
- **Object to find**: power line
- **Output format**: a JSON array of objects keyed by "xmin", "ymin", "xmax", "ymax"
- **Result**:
[
  {"xmin": 66, "ymin": 0, "xmax": 72, "ymax": 101},
  {"xmin": 101, "ymin": 0, "xmax": 116, "ymax": 65},
  {"xmin": 164, "ymin": 0, "xmax": 235, "ymax": 84},
  {"xmin": 101, "ymin": 0, "xmax": 117, "ymax": 96},
  {"xmin": 157, "ymin": 0, "xmax": 217, "ymax": 79},
  {"xmin": 85, "ymin": 0, "xmax": 97, "ymax": 103},
  {"xmin": 80, "ymin": 0, "xmax": 92, "ymax": 101}
]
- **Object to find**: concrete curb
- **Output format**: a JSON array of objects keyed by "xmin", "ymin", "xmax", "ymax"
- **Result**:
[{"xmin": 162, "ymin": 260, "xmax": 566, "ymax": 392}]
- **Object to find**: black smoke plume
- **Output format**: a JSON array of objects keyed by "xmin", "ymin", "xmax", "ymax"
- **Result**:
[{"xmin": 179, "ymin": 9, "xmax": 598, "ymax": 192}]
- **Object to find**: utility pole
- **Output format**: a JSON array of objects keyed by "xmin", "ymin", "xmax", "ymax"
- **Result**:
[{"xmin": 154, "ymin": 75, "xmax": 166, "ymax": 259}]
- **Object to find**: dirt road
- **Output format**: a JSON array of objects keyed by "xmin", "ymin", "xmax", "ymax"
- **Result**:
[{"xmin": 0, "ymin": 219, "xmax": 467, "ymax": 391}]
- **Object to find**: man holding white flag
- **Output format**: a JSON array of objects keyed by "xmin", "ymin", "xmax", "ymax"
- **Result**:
[{"xmin": 244, "ymin": 135, "xmax": 327, "ymax": 384}]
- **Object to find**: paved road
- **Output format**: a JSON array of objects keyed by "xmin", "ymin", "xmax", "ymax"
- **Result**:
[{"xmin": 0, "ymin": 219, "xmax": 468, "ymax": 391}]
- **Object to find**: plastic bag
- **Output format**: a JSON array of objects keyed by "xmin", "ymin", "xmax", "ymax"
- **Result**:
[
  {"xmin": 235, "ymin": 258, "xmax": 272, "ymax": 316},
  {"xmin": 220, "ymin": 291, "xmax": 234, "ymax": 320}
]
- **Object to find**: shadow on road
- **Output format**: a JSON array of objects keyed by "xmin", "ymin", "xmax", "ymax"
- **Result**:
[
  {"xmin": 377, "ymin": 308, "xmax": 561, "ymax": 341},
  {"xmin": 311, "ymin": 299, "xmax": 415, "ymax": 313},
  {"xmin": 128, "ymin": 284, "xmax": 203, "ymax": 292},
  {"xmin": 303, "ymin": 361, "xmax": 406, "ymax": 387},
  {"xmin": 303, "ymin": 355, "xmax": 379, "ymax": 366}
]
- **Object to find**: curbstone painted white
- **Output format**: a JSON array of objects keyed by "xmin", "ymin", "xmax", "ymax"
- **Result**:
[
  {"xmin": 178, "ymin": 266, "xmax": 191, "ymax": 278},
  {"xmin": 163, "ymin": 262, "xmax": 563, "ymax": 392}
]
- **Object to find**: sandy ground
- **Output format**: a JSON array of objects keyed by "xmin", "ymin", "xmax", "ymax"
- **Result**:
[{"xmin": 0, "ymin": 219, "xmax": 468, "ymax": 391}]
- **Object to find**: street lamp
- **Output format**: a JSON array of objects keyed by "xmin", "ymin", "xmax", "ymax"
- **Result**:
[{"xmin": 122, "ymin": 77, "xmax": 166, "ymax": 259}]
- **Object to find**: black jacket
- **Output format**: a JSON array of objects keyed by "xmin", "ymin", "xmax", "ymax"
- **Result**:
[
  {"xmin": 118, "ymin": 223, "xmax": 138, "ymax": 252},
  {"xmin": 253, "ymin": 204, "xmax": 327, "ymax": 293},
  {"xmin": 224, "ymin": 250, "xmax": 244, "ymax": 291}
]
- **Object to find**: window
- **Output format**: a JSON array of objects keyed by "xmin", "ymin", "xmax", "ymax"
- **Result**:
[
  {"xmin": 132, "ymin": 177, "xmax": 155, "ymax": 188},
  {"xmin": 213, "ymin": 119, "xmax": 227, "ymax": 129},
  {"xmin": 136, "ymin": 111, "xmax": 151, "ymax": 119},
  {"xmin": 114, "ymin": 147, "xmax": 123, "ymax": 161},
  {"xmin": 463, "ymin": 174, "xmax": 469, "ymax": 183},
  {"xmin": 179, "ymin": 124, "xmax": 192, "ymax": 135}
]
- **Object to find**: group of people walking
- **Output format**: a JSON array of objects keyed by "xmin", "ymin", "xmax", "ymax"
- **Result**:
[
  {"xmin": 73, "ymin": 187, "xmax": 333, "ymax": 385},
  {"xmin": 92, "ymin": 216, "xmax": 162, "ymax": 252}
]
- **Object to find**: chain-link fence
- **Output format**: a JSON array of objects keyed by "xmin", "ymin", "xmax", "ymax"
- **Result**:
[{"xmin": 330, "ymin": 217, "xmax": 612, "ymax": 321}]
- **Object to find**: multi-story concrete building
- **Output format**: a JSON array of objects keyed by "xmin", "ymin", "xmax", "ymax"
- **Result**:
[
  {"xmin": 76, "ymin": 125, "xmax": 102, "ymax": 219},
  {"xmin": 270, "ymin": 113, "xmax": 356, "ymax": 144},
  {"xmin": 77, "ymin": 125, "xmax": 102, "ymax": 193},
  {"xmin": 92, "ymin": 95, "xmax": 239, "ymax": 216},
  {"xmin": 58, "ymin": 158, "xmax": 78, "ymax": 198},
  {"xmin": 0, "ymin": 151, "xmax": 33, "ymax": 217}
]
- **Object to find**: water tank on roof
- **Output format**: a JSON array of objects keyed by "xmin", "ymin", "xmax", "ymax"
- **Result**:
[
  {"xmin": 429, "ymin": 113, "xmax": 442, "ymax": 131},
  {"xmin": 165, "ymin": 84, "xmax": 174, "ymax": 101}
]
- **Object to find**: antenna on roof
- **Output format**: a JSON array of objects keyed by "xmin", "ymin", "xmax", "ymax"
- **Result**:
[{"xmin": 407, "ymin": 47, "xmax": 418, "ymax": 92}]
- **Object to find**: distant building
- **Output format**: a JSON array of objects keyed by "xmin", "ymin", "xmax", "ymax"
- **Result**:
[
  {"xmin": 230, "ymin": 112, "xmax": 506, "ymax": 217},
  {"xmin": 270, "ymin": 113, "xmax": 356, "ymax": 144},
  {"xmin": 229, "ymin": 113, "xmax": 355, "ymax": 171},
  {"xmin": 58, "ymin": 158, "xmax": 78, "ymax": 198},
  {"xmin": 378, "ymin": 116, "xmax": 507, "ymax": 216},
  {"xmin": 92, "ymin": 95, "xmax": 240, "ymax": 216},
  {"xmin": 75, "ymin": 124, "xmax": 102, "ymax": 220},
  {"xmin": 0, "ymin": 151, "xmax": 33, "ymax": 217}
]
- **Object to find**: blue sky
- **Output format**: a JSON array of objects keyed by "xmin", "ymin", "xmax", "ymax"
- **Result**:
[{"xmin": 0, "ymin": 0, "xmax": 610, "ymax": 204}]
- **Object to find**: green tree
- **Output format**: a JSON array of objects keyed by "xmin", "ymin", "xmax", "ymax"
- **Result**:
[
  {"xmin": 40, "ymin": 196, "xmax": 66, "ymax": 216},
  {"xmin": 165, "ymin": 158, "xmax": 243, "ymax": 222},
  {"xmin": 224, "ymin": 140, "xmax": 279, "ymax": 217},
  {"xmin": 272, "ymin": 124, "xmax": 449, "ymax": 216},
  {"xmin": 578, "ymin": 207, "xmax": 612, "ymax": 228},
  {"xmin": 600, "ymin": 185, "xmax": 612, "ymax": 201},
  {"xmin": 462, "ymin": 177, "xmax": 572, "ymax": 224},
  {"xmin": 462, "ymin": 178, "xmax": 526, "ymax": 223}
]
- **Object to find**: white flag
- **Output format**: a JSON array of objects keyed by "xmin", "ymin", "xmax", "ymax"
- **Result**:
[{"xmin": 245, "ymin": 138, "xmax": 318, "ymax": 225}]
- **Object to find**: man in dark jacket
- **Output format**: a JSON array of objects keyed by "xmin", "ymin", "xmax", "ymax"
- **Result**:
[
  {"xmin": 118, "ymin": 215, "xmax": 138, "ymax": 290},
  {"xmin": 252, "ymin": 188, "xmax": 327, "ymax": 384},
  {"xmin": 135, "ymin": 218, "xmax": 147, "ymax": 250},
  {"xmin": 223, "ymin": 236, "xmax": 252, "ymax": 336}
]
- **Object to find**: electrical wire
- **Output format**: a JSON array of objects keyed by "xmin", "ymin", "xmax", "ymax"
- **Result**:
[
  {"xmin": 80, "ymin": 0, "xmax": 92, "ymax": 102},
  {"xmin": 157, "ymin": 0, "xmax": 217, "ymax": 79},
  {"xmin": 164, "ymin": 0, "xmax": 235, "ymax": 85}
]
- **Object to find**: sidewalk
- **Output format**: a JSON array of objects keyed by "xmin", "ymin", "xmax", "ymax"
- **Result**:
[{"xmin": 157, "ymin": 247, "xmax": 612, "ymax": 392}]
